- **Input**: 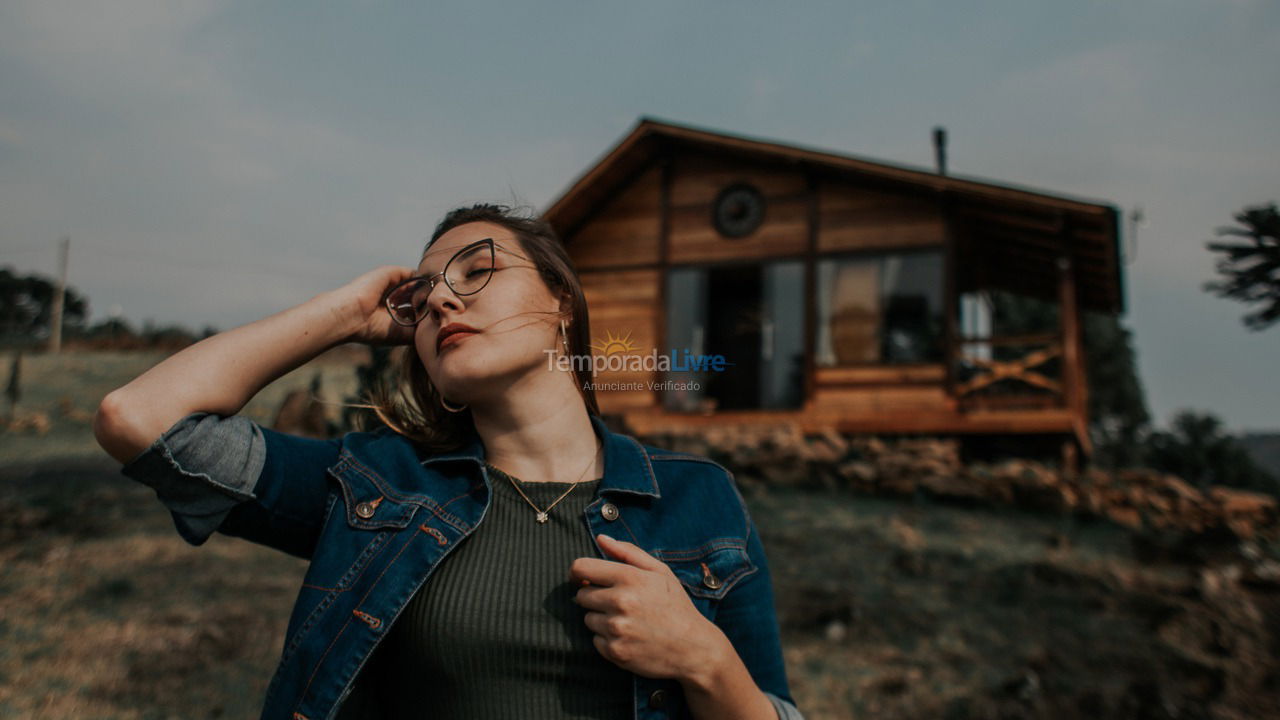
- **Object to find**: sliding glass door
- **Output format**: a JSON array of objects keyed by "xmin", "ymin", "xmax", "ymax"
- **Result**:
[{"xmin": 664, "ymin": 260, "xmax": 804, "ymax": 412}]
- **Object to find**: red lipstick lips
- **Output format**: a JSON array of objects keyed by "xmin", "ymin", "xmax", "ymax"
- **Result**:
[{"xmin": 436, "ymin": 322, "xmax": 480, "ymax": 352}]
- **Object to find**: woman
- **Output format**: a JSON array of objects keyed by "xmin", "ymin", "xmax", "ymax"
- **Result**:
[{"xmin": 94, "ymin": 203, "xmax": 804, "ymax": 720}]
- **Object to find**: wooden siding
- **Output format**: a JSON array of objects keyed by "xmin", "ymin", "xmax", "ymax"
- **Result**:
[
  {"xmin": 579, "ymin": 268, "xmax": 661, "ymax": 409},
  {"xmin": 566, "ymin": 165, "xmax": 663, "ymax": 269},
  {"xmin": 668, "ymin": 153, "xmax": 809, "ymax": 263},
  {"xmin": 818, "ymin": 180, "xmax": 945, "ymax": 252}
]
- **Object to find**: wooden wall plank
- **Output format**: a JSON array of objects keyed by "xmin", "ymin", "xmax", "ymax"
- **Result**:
[
  {"xmin": 814, "ymin": 364, "xmax": 946, "ymax": 386},
  {"xmin": 810, "ymin": 385, "xmax": 951, "ymax": 411},
  {"xmin": 818, "ymin": 181, "xmax": 945, "ymax": 252},
  {"xmin": 568, "ymin": 166, "xmax": 663, "ymax": 269},
  {"xmin": 580, "ymin": 268, "xmax": 660, "ymax": 305},
  {"xmin": 575, "ymin": 267, "xmax": 662, "ymax": 410},
  {"xmin": 669, "ymin": 153, "xmax": 808, "ymax": 203}
]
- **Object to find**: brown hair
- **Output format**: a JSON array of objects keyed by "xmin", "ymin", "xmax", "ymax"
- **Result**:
[{"xmin": 364, "ymin": 203, "xmax": 599, "ymax": 453}]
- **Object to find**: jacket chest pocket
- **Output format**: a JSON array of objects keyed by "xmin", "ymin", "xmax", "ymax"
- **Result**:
[
  {"xmin": 656, "ymin": 543, "xmax": 756, "ymax": 602},
  {"xmin": 327, "ymin": 454, "xmax": 422, "ymax": 531},
  {"xmin": 301, "ymin": 457, "xmax": 423, "ymax": 595}
]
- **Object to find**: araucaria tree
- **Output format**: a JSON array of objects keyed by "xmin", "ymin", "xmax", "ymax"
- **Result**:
[{"xmin": 1204, "ymin": 202, "xmax": 1280, "ymax": 331}]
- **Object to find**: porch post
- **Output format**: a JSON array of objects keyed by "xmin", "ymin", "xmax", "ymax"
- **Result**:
[
  {"xmin": 1057, "ymin": 252, "xmax": 1086, "ymax": 469},
  {"xmin": 1057, "ymin": 256, "xmax": 1077, "ymax": 408},
  {"xmin": 942, "ymin": 192, "xmax": 958, "ymax": 400}
]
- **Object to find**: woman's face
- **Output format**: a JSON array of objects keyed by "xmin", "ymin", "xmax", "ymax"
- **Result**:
[{"xmin": 413, "ymin": 221, "xmax": 564, "ymax": 403}]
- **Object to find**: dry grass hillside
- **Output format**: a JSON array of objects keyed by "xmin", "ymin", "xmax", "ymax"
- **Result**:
[{"xmin": 2, "ymin": 349, "xmax": 1278, "ymax": 719}]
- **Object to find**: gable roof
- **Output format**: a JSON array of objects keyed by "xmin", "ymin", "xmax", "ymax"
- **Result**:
[{"xmin": 541, "ymin": 117, "xmax": 1124, "ymax": 314}]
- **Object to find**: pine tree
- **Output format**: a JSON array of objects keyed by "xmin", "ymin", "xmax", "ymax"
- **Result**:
[{"xmin": 1145, "ymin": 410, "xmax": 1278, "ymax": 496}]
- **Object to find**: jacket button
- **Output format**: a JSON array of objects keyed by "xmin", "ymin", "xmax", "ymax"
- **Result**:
[
  {"xmin": 600, "ymin": 502, "xmax": 619, "ymax": 521},
  {"xmin": 701, "ymin": 563, "xmax": 722, "ymax": 590},
  {"xmin": 355, "ymin": 502, "xmax": 375, "ymax": 519},
  {"xmin": 647, "ymin": 688, "xmax": 667, "ymax": 709}
]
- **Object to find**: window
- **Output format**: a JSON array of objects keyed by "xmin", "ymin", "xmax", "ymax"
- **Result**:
[{"xmin": 816, "ymin": 250, "xmax": 944, "ymax": 366}]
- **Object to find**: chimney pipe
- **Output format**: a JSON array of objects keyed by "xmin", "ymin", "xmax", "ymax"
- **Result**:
[{"xmin": 932, "ymin": 126, "xmax": 947, "ymax": 175}]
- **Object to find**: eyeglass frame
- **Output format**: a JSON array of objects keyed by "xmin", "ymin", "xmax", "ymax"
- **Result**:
[{"xmin": 383, "ymin": 237, "xmax": 538, "ymax": 326}]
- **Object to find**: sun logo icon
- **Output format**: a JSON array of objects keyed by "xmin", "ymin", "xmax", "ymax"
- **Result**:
[{"xmin": 589, "ymin": 329, "xmax": 638, "ymax": 356}]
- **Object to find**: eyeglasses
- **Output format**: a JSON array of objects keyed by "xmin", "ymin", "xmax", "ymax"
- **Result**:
[{"xmin": 383, "ymin": 238, "xmax": 535, "ymax": 326}]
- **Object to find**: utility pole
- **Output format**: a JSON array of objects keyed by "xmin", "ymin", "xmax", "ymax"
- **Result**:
[{"xmin": 48, "ymin": 236, "xmax": 69, "ymax": 353}]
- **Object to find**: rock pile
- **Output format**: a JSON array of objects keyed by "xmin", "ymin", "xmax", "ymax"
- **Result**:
[{"xmin": 637, "ymin": 423, "xmax": 1279, "ymax": 541}]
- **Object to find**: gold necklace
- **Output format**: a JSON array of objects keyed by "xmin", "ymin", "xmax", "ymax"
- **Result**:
[{"xmin": 491, "ymin": 437, "xmax": 601, "ymax": 524}]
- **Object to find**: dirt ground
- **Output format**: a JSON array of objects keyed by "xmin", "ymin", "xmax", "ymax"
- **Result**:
[{"xmin": 2, "ymin": 457, "xmax": 1279, "ymax": 720}]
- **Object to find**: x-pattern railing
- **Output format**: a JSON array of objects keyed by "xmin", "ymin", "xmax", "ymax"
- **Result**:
[{"xmin": 954, "ymin": 333, "xmax": 1062, "ymax": 398}]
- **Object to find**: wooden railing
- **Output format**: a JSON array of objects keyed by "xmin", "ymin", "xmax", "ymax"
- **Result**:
[{"xmin": 951, "ymin": 333, "xmax": 1065, "ymax": 405}]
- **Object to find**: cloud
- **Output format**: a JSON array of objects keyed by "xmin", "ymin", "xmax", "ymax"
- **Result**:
[
  {"xmin": 0, "ymin": 0, "xmax": 440, "ymax": 327},
  {"xmin": 1, "ymin": 1, "xmax": 225, "ymax": 98}
]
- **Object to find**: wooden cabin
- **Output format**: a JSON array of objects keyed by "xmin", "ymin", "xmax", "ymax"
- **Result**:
[{"xmin": 541, "ymin": 118, "xmax": 1124, "ymax": 466}]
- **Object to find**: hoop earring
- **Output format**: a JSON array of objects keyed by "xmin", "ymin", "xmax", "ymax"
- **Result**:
[
  {"xmin": 440, "ymin": 395, "xmax": 468, "ymax": 413},
  {"xmin": 560, "ymin": 318, "xmax": 571, "ymax": 354}
]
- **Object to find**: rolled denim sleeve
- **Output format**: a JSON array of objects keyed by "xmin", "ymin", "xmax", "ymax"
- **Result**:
[
  {"xmin": 120, "ymin": 411, "xmax": 266, "ymax": 547},
  {"xmin": 714, "ymin": 507, "xmax": 807, "ymax": 720}
]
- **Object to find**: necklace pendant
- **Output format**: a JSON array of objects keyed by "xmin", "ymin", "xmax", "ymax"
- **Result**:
[{"xmin": 536, "ymin": 512, "xmax": 549, "ymax": 523}]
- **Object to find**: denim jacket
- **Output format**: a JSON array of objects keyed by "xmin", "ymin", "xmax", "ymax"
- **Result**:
[{"xmin": 120, "ymin": 411, "xmax": 805, "ymax": 720}]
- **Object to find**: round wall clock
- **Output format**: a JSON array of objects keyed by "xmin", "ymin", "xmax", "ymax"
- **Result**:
[{"xmin": 711, "ymin": 183, "xmax": 766, "ymax": 238}]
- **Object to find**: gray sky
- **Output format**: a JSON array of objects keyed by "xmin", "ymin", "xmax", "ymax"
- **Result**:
[{"xmin": 2, "ymin": 0, "xmax": 1277, "ymax": 432}]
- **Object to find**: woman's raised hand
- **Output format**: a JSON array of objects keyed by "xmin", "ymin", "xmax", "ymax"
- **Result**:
[
  {"xmin": 94, "ymin": 264, "xmax": 427, "ymax": 463},
  {"xmin": 336, "ymin": 265, "xmax": 421, "ymax": 347}
]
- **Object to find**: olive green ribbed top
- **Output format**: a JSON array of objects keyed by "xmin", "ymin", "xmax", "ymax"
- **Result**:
[{"xmin": 363, "ymin": 463, "xmax": 633, "ymax": 719}]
